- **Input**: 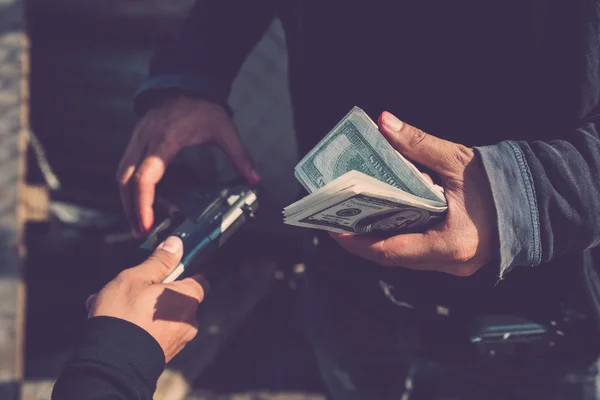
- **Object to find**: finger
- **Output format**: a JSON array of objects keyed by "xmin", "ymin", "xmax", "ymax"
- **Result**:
[
  {"xmin": 421, "ymin": 172, "xmax": 434, "ymax": 185},
  {"xmin": 216, "ymin": 127, "xmax": 261, "ymax": 184},
  {"xmin": 135, "ymin": 236, "xmax": 184, "ymax": 284},
  {"xmin": 187, "ymin": 274, "xmax": 210, "ymax": 296},
  {"xmin": 133, "ymin": 156, "xmax": 165, "ymax": 233},
  {"xmin": 329, "ymin": 231, "xmax": 441, "ymax": 267},
  {"xmin": 116, "ymin": 137, "xmax": 146, "ymax": 234},
  {"xmin": 378, "ymin": 111, "xmax": 472, "ymax": 176},
  {"xmin": 133, "ymin": 142, "xmax": 179, "ymax": 233},
  {"xmin": 168, "ymin": 274, "xmax": 207, "ymax": 303},
  {"xmin": 85, "ymin": 294, "xmax": 97, "ymax": 312}
]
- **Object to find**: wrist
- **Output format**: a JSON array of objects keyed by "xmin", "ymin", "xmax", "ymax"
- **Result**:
[
  {"xmin": 133, "ymin": 73, "xmax": 232, "ymax": 117},
  {"xmin": 137, "ymin": 89, "xmax": 224, "ymax": 117},
  {"xmin": 80, "ymin": 316, "xmax": 165, "ymax": 386}
]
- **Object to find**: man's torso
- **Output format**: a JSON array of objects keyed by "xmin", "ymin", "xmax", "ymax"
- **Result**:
[{"xmin": 278, "ymin": 0, "xmax": 600, "ymax": 324}]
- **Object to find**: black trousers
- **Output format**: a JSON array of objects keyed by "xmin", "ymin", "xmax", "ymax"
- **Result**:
[{"xmin": 302, "ymin": 236, "xmax": 600, "ymax": 400}]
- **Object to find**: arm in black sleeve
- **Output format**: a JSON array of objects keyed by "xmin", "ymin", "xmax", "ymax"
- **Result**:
[
  {"xmin": 476, "ymin": 116, "xmax": 600, "ymax": 279},
  {"xmin": 473, "ymin": 6, "xmax": 600, "ymax": 280},
  {"xmin": 52, "ymin": 317, "xmax": 165, "ymax": 400},
  {"xmin": 134, "ymin": 0, "xmax": 278, "ymax": 115},
  {"xmin": 520, "ymin": 118, "xmax": 600, "ymax": 263}
]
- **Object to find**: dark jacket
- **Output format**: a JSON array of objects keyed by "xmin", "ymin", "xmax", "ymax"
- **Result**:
[
  {"xmin": 52, "ymin": 317, "xmax": 165, "ymax": 400},
  {"xmin": 135, "ymin": 1, "xmax": 600, "ymax": 326}
]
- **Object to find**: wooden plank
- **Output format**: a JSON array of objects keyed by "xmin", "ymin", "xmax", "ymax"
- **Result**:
[
  {"xmin": 0, "ymin": 0, "xmax": 28, "ymax": 398},
  {"xmin": 21, "ymin": 185, "xmax": 49, "ymax": 222},
  {"xmin": 21, "ymin": 380, "xmax": 54, "ymax": 400}
]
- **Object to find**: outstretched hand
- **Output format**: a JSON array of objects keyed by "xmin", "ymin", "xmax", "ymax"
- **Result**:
[
  {"xmin": 87, "ymin": 236, "xmax": 206, "ymax": 362},
  {"xmin": 117, "ymin": 97, "xmax": 260, "ymax": 235}
]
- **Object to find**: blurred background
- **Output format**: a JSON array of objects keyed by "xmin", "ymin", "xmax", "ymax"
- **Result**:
[{"xmin": 0, "ymin": 0, "xmax": 328, "ymax": 398}]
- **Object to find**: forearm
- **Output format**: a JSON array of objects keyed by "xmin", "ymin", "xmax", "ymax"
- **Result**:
[
  {"xmin": 476, "ymin": 116, "xmax": 600, "ymax": 278},
  {"xmin": 135, "ymin": 0, "xmax": 278, "ymax": 115},
  {"xmin": 52, "ymin": 317, "xmax": 165, "ymax": 400}
]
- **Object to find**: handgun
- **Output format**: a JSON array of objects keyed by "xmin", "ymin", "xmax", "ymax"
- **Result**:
[{"xmin": 138, "ymin": 180, "xmax": 259, "ymax": 283}]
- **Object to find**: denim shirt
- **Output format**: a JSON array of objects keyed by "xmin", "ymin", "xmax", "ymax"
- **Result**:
[{"xmin": 133, "ymin": 1, "xmax": 600, "ymax": 321}]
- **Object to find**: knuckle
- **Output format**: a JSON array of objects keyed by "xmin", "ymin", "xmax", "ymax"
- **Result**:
[
  {"xmin": 132, "ymin": 171, "xmax": 141, "ymax": 184},
  {"xmin": 194, "ymin": 286, "xmax": 205, "ymax": 303},
  {"xmin": 155, "ymin": 138, "xmax": 180, "ymax": 156},
  {"xmin": 179, "ymin": 280, "xmax": 205, "ymax": 303},
  {"xmin": 437, "ymin": 147, "xmax": 472, "ymax": 177},
  {"xmin": 133, "ymin": 171, "xmax": 144, "ymax": 184},
  {"xmin": 186, "ymin": 326, "xmax": 199, "ymax": 342},
  {"xmin": 444, "ymin": 144, "xmax": 475, "ymax": 179},
  {"xmin": 450, "ymin": 145, "xmax": 475, "ymax": 170},
  {"xmin": 448, "ymin": 243, "xmax": 478, "ymax": 263},
  {"xmin": 407, "ymin": 127, "xmax": 429, "ymax": 149},
  {"xmin": 116, "ymin": 268, "xmax": 135, "ymax": 282},
  {"xmin": 147, "ymin": 254, "xmax": 176, "ymax": 275},
  {"xmin": 375, "ymin": 241, "xmax": 397, "ymax": 267}
]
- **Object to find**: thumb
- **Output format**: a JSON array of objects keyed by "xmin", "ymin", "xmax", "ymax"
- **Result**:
[
  {"xmin": 135, "ymin": 236, "xmax": 184, "ymax": 284},
  {"xmin": 217, "ymin": 127, "xmax": 261, "ymax": 184},
  {"xmin": 378, "ymin": 111, "xmax": 472, "ymax": 176}
]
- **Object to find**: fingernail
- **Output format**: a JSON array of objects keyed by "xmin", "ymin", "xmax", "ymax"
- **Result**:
[
  {"xmin": 382, "ymin": 112, "xmax": 403, "ymax": 132},
  {"xmin": 249, "ymin": 169, "xmax": 261, "ymax": 184},
  {"xmin": 158, "ymin": 236, "xmax": 182, "ymax": 254}
]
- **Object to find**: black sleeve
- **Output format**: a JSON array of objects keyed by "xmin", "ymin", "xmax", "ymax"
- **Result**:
[
  {"xmin": 52, "ymin": 316, "xmax": 165, "ymax": 400},
  {"xmin": 134, "ymin": 0, "xmax": 278, "ymax": 115}
]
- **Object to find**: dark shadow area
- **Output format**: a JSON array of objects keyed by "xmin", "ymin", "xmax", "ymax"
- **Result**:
[
  {"xmin": 194, "ymin": 269, "xmax": 326, "ymax": 395},
  {"xmin": 24, "ymin": 214, "xmax": 326, "ymax": 396},
  {"xmin": 23, "ymin": 1, "xmax": 325, "ymax": 397},
  {"xmin": 153, "ymin": 287, "xmax": 203, "ymax": 323}
]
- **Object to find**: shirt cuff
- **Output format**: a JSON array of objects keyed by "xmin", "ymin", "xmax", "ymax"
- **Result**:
[
  {"xmin": 134, "ymin": 73, "xmax": 232, "ymax": 116},
  {"xmin": 77, "ymin": 316, "xmax": 165, "ymax": 390},
  {"xmin": 474, "ymin": 141, "xmax": 542, "ymax": 279}
]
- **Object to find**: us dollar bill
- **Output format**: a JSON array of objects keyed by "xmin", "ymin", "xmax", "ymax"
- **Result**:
[
  {"xmin": 294, "ymin": 107, "xmax": 445, "ymax": 203},
  {"xmin": 286, "ymin": 108, "xmax": 448, "ymax": 236},
  {"xmin": 284, "ymin": 190, "xmax": 446, "ymax": 235}
]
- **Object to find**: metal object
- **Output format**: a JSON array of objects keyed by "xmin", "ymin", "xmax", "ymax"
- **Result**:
[{"xmin": 139, "ymin": 183, "xmax": 259, "ymax": 283}]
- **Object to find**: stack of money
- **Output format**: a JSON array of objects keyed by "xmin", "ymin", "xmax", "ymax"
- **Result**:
[{"xmin": 283, "ymin": 107, "xmax": 448, "ymax": 235}]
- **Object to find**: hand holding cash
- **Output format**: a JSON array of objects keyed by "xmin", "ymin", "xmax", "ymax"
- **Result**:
[
  {"xmin": 284, "ymin": 107, "xmax": 447, "ymax": 235},
  {"xmin": 284, "ymin": 108, "xmax": 498, "ymax": 277}
]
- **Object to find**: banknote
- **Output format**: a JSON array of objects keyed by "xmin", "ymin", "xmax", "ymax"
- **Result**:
[
  {"xmin": 284, "ymin": 189, "xmax": 446, "ymax": 235},
  {"xmin": 285, "ymin": 170, "xmax": 444, "ymax": 217},
  {"xmin": 285, "ymin": 107, "xmax": 448, "ymax": 236},
  {"xmin": 294, "ymin": 107, "xmax": 445, "ymax": 202},
  {"xmin": 283, "ymin": 171, "xmax": 447, "ymax": 235}
]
